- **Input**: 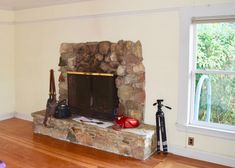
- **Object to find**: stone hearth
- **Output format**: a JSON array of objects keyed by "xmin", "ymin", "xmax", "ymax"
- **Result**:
[{"xmin": 32, "ymin": 110, "xmax": 156, "ymax": 160}]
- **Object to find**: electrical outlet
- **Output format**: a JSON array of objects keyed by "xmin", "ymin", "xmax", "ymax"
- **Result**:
[{"xmin": 188, "ymin": 137, "xmax": 194, "ymax": 146}]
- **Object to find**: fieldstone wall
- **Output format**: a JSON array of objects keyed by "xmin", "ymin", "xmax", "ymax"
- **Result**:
[
  {"xmin": 32, "ymin": 110, "xmax": 156, "ymax": 160},
  {"xmin": 59, "ymin": 40, "xmax": 145, "ymax": 122}
]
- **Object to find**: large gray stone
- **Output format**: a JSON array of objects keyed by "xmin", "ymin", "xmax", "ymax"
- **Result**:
[{"xmin": 118, "ymin": 85, "xmax": 133, "ymax": 101}]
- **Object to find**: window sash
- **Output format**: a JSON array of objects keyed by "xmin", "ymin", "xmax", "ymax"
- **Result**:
[
  {"xmin": 192, "ymin": 15, "xmax": 235, "ymax": 24},
  {"xmin": 190, "ymin": 21, "xmax": 235, "ymax": 131},
  {"xmin": 193, "ymin": 70, "xmax": 235, "ymax": 75},
  {"xmin": 190, "ymin": 71, "xmax": 235, "ymax": 131}
]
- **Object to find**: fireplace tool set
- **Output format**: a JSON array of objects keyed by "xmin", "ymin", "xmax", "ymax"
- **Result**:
[{"xmin": 153, "ymin": 99, "xmax": 171, "ymax": 154}]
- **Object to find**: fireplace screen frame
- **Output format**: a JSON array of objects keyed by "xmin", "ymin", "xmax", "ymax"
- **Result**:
[{"xmin": 67, "ymin": 71, "xmax": 119, "ymax": 121}]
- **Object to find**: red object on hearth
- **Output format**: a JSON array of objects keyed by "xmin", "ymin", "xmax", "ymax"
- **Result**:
[{"xmin": 114, "ymin": 115, "xmax": 140, "ymax": 128}]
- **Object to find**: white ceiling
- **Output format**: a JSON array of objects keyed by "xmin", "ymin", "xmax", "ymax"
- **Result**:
[{"xmin": 0, "ymin": 0, "xmax": 92, "ymax": 10}]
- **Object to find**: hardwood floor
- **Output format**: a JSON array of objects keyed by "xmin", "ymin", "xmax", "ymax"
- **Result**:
[{"xmin": 0, "ymin": 118, "xmax": 229, "ymax": 168}]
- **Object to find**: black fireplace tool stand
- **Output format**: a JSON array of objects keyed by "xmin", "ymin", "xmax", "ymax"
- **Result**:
[{"xmin": 153, "ymin": 99, "xmax": 171, "ymax": 154}]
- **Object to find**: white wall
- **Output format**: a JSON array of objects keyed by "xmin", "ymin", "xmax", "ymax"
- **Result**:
[
  {"xmin": 12, "ymin": 0, "xmax": 235, "ymax": 166},
  {"xmin": 0, "ymin": 10, "xmax": 15, "ymax": 119}
]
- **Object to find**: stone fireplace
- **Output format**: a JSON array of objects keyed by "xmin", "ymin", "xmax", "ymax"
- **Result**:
[
  {"xmin": 31, "ymin": 40, "xmax": 156, "ymax": 160},
  {"xmin": 58, "ymin": 40, "xmax": 145, "ymax": 122}
]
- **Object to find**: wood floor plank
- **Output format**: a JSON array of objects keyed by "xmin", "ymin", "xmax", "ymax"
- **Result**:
[{"xmin": 0, "ymin": 118, "xmax": 229, "ymax": 168}]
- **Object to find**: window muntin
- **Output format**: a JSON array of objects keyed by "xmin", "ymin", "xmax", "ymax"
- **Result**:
[{"xmin": 191, "ymin": 21, "xmax": 235, "ymax": 129}]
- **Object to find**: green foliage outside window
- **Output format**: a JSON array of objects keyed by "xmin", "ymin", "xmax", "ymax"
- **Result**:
[{"xmin": 196, "ymin": 22, "xmax": 235, "ymax": 126}]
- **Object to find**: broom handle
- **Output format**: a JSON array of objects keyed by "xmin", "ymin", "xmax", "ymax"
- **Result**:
[{"xmin": 49, "ymin": 69, "xmax": 56, "ymax": 100}]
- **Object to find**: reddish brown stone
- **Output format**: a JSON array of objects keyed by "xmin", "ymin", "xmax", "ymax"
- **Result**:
[
  {"xmin": 110, "ymin": 43, "xmax": 117, "ymax": 52},
  {"xmin": 137, "ymin": 73, "xmax": 145, "ymax": 82},
  {"xmin": 124, "ymin": 74, "xmax": 138, "ymax": 84},
  {"xmin": 83, "ymin": 53, "xmax": 91, "ymax": 62},
  {"xmin": 90, "ymin": 59, "xmax": 100, "ymax": 71},
  {"xmin": 131, "ymin": 146, "xmax": 144, "ymax": 159},
  {"xmin": 77, "ymin": 61, "xmax": 90, "ymax": 71},
  {"xmin": 60, "ymin": 43, "xmax": 73, "ymax": 53},
  {"xmin": 133, "ymin": 82, "xmax": 145, "ymax": 89},
  {"xmin": 59, "ymin": 72, "xmax": 65, "ymax": 82},
  {"xmin": 116, "ymin": 65, "xmax": 126, "ymax": 76},
  {"xmin": 59, "ymin": 82, "xmax": 67, "ymax": 91},
  {"xmin": 118, "ymin": 144, "xmax": 131, "ymax": 155},
  {"xmin": 124, "ymin": 41, "xmax": 133, "ymax": 51},
  {"xmin": 132, "ymin": 40, "xmax": 142, "ymax": 59},
  {"xmin": 126, "ymin": 66, "xmax": 133, "ymax": 74},
  {"xmin": 100, "ymin": 62, "xmax": 111, "ymax": 72},
  {"xmin": 117, "ymin": 103, "xmax": 126, "ymax": 115},
  {"xmin": 133, "ymin": 64, "xmax": 145, "ymax": 73},
  {"xmin": 77, "ymin": 44, "xmax": 89, "ymax": 55},
  {"xmin": 110, "ymin": 53, "xmax": 118, "ymax": 62},
  {"xmin": 84, "ymin": 133, "xmax": 93, "ymax": 146},
  {"xmin": 125, "ymin": 100, "xmax": 139, "ymax": 110},
  {"xmin": 87, "ymin": 42, "xmax": 98, "ymax": 55},
  {"xmin": 109, "ymin": 62, "xmax": 119, "ymax": 69},
  {"xmin": 115, "ymin": 41, "xmax": 124, "ymax": 56},
  {"xmin": 58, "ymin": 57, "xmax": 67, "ymax": 66},
  {"xmin": 115, "ymin": 77, "xmax": 124, "ymax": 87},
  {"xmin": 76, "ymin": 54, "xmax": 83, "ymax": 63},
  {"xmin": 61, "ymin": 52, "xmax": 76, "ymax": 59},
  {"xmin": 58, "ymin": 66, "xmax": 67, "ymax": 73},
  {"xmin": 122, "ymin": 54, "xmax": 140, "ymax": 65},
  {"xmin": 132, "ymin": 89, "xmax": 145, "ymax": 103},
  {"xmin": 99, "ymin": 41, "xmax": 111, "ymax": 55},
  {"xmin": 104, "ymin": 55, "xmax": 111, "ymax": 62},
  {"xmin": 68, "ymin": 57, "xmax": 76, "ymax": 69},
  {"xmin": 118, "ymin": 85, "xmax": 133, "ymax": 101},
  {"xmin": 73, "ymin": 43, "xmax": 83, "ymax": 52},
  {"xmin": 129, "ymin": 110, "xmax": 143, "ymax": 121},
  {"xmin": 95, "ymin": 53, "xmax": 104, "ymax": 61}
]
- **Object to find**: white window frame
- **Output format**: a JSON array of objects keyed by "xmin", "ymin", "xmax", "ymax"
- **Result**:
[{"xmin": 177, "ymin": 3, "xmax": 235, "ymax": 140}]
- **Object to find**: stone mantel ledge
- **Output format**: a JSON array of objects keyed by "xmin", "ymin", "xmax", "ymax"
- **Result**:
[{"xmin": 32, "ymin": 110, "xmax": 157, "ymax": 160}]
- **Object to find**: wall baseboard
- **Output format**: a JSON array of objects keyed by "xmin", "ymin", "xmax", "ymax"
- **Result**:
[
  {"xmin": 0, "ymin": 112, "xmax": 15, "ymax": 121},
  {"xmin": 169, "ymin": 144, "xmax": 235, "ymax": 167},
  {"xmin": 14, "ymin": 112, "xmax": 33, "ymax": 121}
]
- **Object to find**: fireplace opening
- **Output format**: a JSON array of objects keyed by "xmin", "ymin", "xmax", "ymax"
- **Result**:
[{"xmin": 67, "ymin": 72, "xmax": 119, "ymax": 121}]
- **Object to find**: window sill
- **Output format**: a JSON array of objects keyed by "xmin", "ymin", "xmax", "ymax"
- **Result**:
[{"xmin": 175, "ymin": 122, "xmax": 235, "ymax": 140}]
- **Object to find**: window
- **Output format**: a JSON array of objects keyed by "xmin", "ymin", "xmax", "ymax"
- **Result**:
[
  {"xmin": 191, "ymin": 20, "xmax": 235, "ymax": 131},
  {"xmin": 177, "ymin": 4, "xmax": 235, "ymax": 138}
]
